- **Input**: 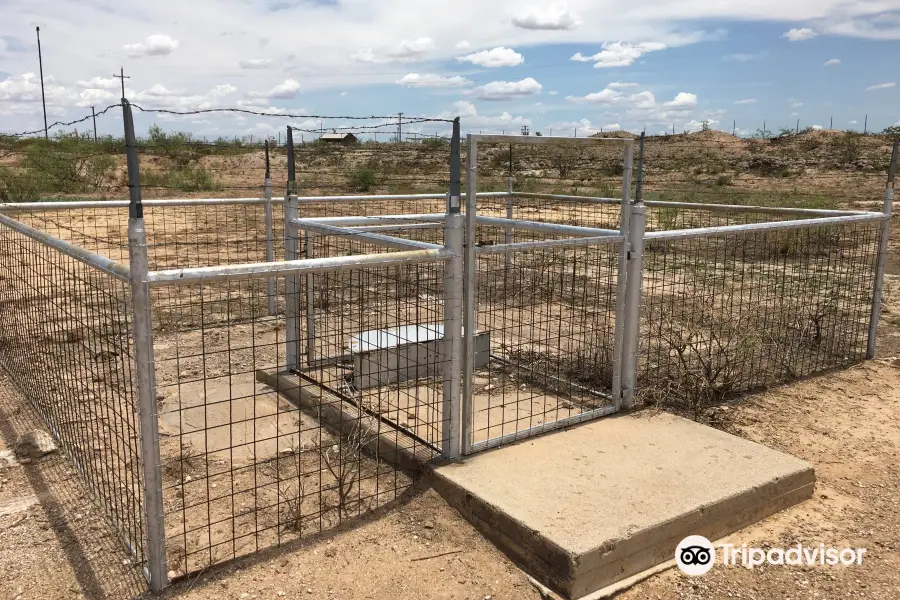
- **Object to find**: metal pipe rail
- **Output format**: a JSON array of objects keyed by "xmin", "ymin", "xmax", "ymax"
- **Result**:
[
  {"xmin": 0, "ymin": 192, "xmax": 511, "ymax": 213},
  {"xmin": 146, "ymin": 247, "xmax": 450, "ymax": 286},
  {"xmin": 0, "ymin": 212, "xmax": 130, "ymax": 280},
  {"xmin": 469, "ymin": 134, "xmax": 634, "ymax": 146},
  {"xmin": 289, "ymin": 218, "xmax": 443, "ymax": 251},
  {"xmin": 475, "ymin": 215, "xmax": 619, "ymax": 236},
  {"xmin": 293, "ymin": 213, "xmax": 446, "ymax": 226},
  {"xmin": 512, "ymin": 192, "xmax": 869, "ymax": 218},
  {"xmin": 643, "ymin": 212, "xmax": 886, "ymax": 241},
  {"xmin": 474, "ymin": 234, "xmax": 624, "ymax": 254}
]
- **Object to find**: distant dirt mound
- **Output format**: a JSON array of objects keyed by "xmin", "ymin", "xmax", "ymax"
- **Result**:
[
  {"xmin": 688, "ymin": 130, "xmax": 742, "ymax": 144},
  {"xmin": 591, "ymin": 130, "xmax": 636, "ymax": 139}
]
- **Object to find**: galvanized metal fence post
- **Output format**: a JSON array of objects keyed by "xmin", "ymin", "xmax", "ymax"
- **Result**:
[
  {"xmin": 264, "ymin": 141, "xmax": 276, "ymax": 316},
  {"xmin": 462, "ymin": 134, "xmax": 478, "ymax": 455},
  {"xmin": 284, "ymin": 127, "xmax": 300, "ymax": 371},
  {"xmin": 123, "ymin": 98, "xmax": 168, "ymax": 591},
  {"xmin": 612, "ymin": 139, "xmax": 635, "ymax": 406},
  {"xmin": 442, "ymin": 117, "xmax": 464, "ymax": 458},
  {"xmin": 867, "ymin": 139, "xmax": 898, "ymax": 358},
  {"xmin": 505, "ymin": 143, "xmax": 514, "ymax": 269},
  {"xmin": 620, "ymin": 133, "xmax": 646, "ymax": 409}
]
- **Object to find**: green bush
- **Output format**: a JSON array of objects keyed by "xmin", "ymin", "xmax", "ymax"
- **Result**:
[
  {"xmin": 139, "ymin": 165, "xmax": 219, "ymax": 192},
  {"xmin": 166, "ymin": 166, "xmax": 219, "ymax": 191},
  {"xmin": 346, "ymin": 166, "xmax": 377, "ymax": 192},
  {"xmin": 0, "ymin": 166, "xmax": 41, "ymax": 202}
]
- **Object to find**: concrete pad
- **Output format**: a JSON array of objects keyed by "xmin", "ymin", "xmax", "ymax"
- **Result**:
[{"xmin": 430, "ymin": 412, "xmax": 815, "ymax": 599}]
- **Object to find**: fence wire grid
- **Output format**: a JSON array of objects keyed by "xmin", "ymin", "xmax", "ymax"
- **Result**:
[{"xmin": 0, "ymin": 109, "xmax": 894, "ymax": 593}]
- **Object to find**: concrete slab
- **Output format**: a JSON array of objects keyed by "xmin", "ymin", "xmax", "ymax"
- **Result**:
[{"xmin": 429, "ymin": 412, "xmax": 815, "ymax": 599}]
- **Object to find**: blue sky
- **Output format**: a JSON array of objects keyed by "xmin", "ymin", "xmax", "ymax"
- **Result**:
[{"xmin": 1, "ymin": 1, "xmax": 899, "ymax": 138}]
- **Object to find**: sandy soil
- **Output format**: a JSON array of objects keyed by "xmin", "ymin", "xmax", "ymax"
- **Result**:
[{"xmin": 1, "ymin": 357, "xmax": 899, "ymax": 599}]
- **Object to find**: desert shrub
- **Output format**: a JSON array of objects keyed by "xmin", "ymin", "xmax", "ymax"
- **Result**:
[
  {"xmin": 832, "ymin": 132, "xmax": 862, "ymax": 165},
  {"xmin": 0, "ymin": 166, "xmax": 41, "ymax": 202},
  {"xmin": 421, "ymin": 137, "xmax": 448, "ymax": 150},
  {"xmin": 715, "ymin": 173, "xmax": 733, "ymax": 187},
  {"xmin": 146, "ymin": 125, "xmax": 200, "ymax": 167},
  {"xmin": 167, "ymin": 166, "xmax": 219, "ymax": 191},
  {"xmin": 346, "ymin": 165, "xmax": 377, "ymax": 192},
  {"xmin": 9, "ymin": 136, "xmax": 119, "ymax": 195},
  {"xmin": 140, "ymin": 165, "xmax": 219, "ymax": 192},
  {"xmin": 548, "ymin": 143, "xmax": 578, "ymax": 178}
]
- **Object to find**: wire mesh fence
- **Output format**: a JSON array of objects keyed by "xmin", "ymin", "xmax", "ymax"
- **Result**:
[
  {"xmin": 637, "ymin": 218, "xmax": 883, "ymax": 415},
  {"xmin": 0, "ymin": 104, "xmax": 894, "ymax": 593},
  {"xmin": 0, "ymin": 218, "xmax": 146, "ymax": 567},
  {"xmin": 152, "ymin": 256, "xmax": 447, "ymax": 574},
  {"xmin": 470, "ymin": 232, "xmax": 621, "ymax": 449}
]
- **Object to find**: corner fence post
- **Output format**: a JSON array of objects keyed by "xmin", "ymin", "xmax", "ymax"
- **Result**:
[
  {"xmin": 123, "ymin": 98, "xmax": 168, "ymax": 591},
  {"xmin": 620, "ymin": 133, "xmax": 646, "ymax": 409},
  {"xmin": 442, "ymin": 117, "xmax": 464, "ymax": 459},
  {"xmin": 264, "ymin": 140, "xmax": 276, "ymax": 316},
  {"xmin": 284, "ymin": 127, "xmax": 300, "ymax": 371},
  {"xmin": 868, "ymin": 139, "xmax": 898, "ymax": 358},
  {"xmin": 462, "ymin": 133, "xmax": 478, "ymax": 455},
  {"xmin": 505, "ymin": 143, "xmax": 513, "ymax": 269},
  {"xmin": 612, "ymin": 139, "xmax": 635, "ymax": 406}
]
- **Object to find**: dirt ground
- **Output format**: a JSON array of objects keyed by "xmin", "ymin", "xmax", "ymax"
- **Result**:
[
  {"xmin": 0, "ymin": 136, "xmax": 898, "ymax": 598},
  {"xmin": 1, "ymin": 342, "xmax": 899, "ymax": 600}
]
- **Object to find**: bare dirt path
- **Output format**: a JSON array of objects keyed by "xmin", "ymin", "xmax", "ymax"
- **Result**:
[{"xmin": 1, "ymin": 361, "xmax": 899, "ymax": 599}]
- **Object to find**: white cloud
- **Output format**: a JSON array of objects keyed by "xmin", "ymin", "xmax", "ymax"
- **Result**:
[
  {"xmin": 664, "ymin": 92, "xmax": 698, "ymax": 108},
  {"xmin": 74, "ymin": 89, "xmax": 118, "ymax": 107},
  {"xmin": 457, "ymin": 47, "xmax": 524, "ymax": 68},
  {"xmin": 566, "ymin": 88, "xmax": 622, "ymax": 104},
  {"xmin": 603, "ymin": 123, "xmax": 621, "ymax": 131},
  {"xmin": 472, "ymin": 77, "xmax": 542, "ymax": 101},
  {"xmin": 734, "ymin": 98, "xmax": 758, "ymax": 104},
  {"xmin": 788, "ymin": 99, "xmax": 804, "ymax": 107},
  {"xmin": 512, "ymin": 3, "xmax": 580, "ymax": 30},
  {"xmin": 243, "ymin": 79, "xmax": 302, "ymax": 100},
  {"xmin": 123, "ymin": 34, "xmax": 180, "ymax": 57},
  {"xmin": 209, "ymin": 84, "xmax": 238, "ymax": 97},
  {"xmin": 439, "ymin": 100, "xmax": 530, "ymax": 130},
  {"xmin": 76, "ymin": 77, "xmax": 119, "ymax": 90},
  {"xmin": 684, "ymin": 119, "xmax": 720, "ymax": 132},
  {"xmin": 571, "ymin": 42, "xmax": 666, "ymax": 68},
  {"xmin": 340, "ymin": 91, "xmax": 348, "ymax": 96},
  {"xmin": 811, "ymin": 124, "xmax": 824, "ymax": 130},
  {"xmin": 547, "ymin": 90, "xmax": 558, "ymax": 95},
  {"xmin": 866, "ymin": 82, "xmax": 896, "ymax": 91},
  {"xmin": 783, "ymin": 28, "xmax": 817, "ymax": 41},
  {"xmin": 352, "ymin": 37, "xmax": 434, "ymax": 64},
  {"xmin": 608, "ymin": 81, "xmax": 639, "ymax": 89},
  {"xmin": 848, "ymin": 120, "xmax": 858, "ymax": 124},
  {"xmin": 824, "ymin": 58, "xmax": 841, "ymax": 66},
  {"xmin": 455, "ymin": 41, "xmax": 471, "ymax": 50},
  {"xmin": 239, "ymin": 58, "xmax": 274, "ymax": 69},
  {"xmin": 269, "ymin": 79, "xmax": 302, "ymax": 98},
  {"xmin": 397, "ymin": 73, "xmax": 473, "ymax": 88}
]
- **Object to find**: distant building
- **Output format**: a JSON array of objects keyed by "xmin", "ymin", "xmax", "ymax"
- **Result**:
[{"xmin": 320, "ymin": 132, "xmax": 358, "ymax": 144}]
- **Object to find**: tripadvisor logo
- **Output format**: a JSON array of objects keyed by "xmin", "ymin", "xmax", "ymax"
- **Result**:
[{"xmin": 675, "ymin": 536, "xmax": 867, "ymax": 575}]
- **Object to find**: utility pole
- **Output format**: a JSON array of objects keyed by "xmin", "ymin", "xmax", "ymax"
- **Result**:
[
  {"xmin": 113, "ymin": 67, "xmax": 130, "ymax": 99},
  {"xmin": 732, "ymin": 120, "xmax": 736, "ymax": 136},
  {"xmin": 36, "ymin": 27, "xmax": 49, "ymax": 140},
  {"xmin": 398, "ymin": 112, "xmax": 404, "ymax": 143},
  {"xmin": 91, "ymin": 106, "xmax": 97, "ymax": 142},
  {"xmin": 830, "ymin": 116, "xmax": 833, "ymax": 130},
  {"xmin": 864, "ymin": 115, "xmax": 868, "ymax": 134},
  {"xmin": 796, "ymin": 118, "xmax": 800, "ymax": 134}
]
